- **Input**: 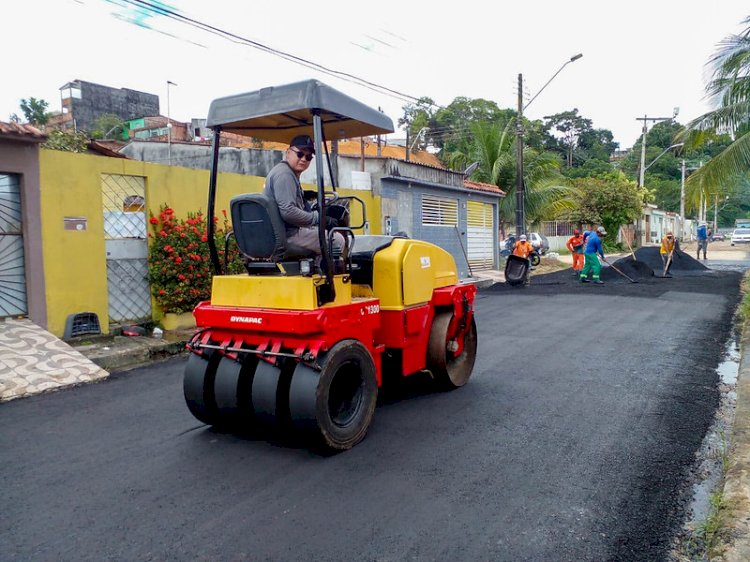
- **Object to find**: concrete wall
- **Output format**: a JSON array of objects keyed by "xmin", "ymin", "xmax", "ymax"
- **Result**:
[
  {"xmin": 36, "ymin": 150, "xmax": 381, "ymax": 336},
  {"xmin": 71, "ymin": 81, "xmax": 160, "ymax": 133}
]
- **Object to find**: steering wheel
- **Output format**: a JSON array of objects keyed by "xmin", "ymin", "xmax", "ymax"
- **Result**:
[{"xmin": 323, "ymin": 190, "xmax": 339, "ymax": 205}]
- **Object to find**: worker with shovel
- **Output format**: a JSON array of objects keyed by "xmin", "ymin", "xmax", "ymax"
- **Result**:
[
  {"xmin": 566, "ymin": 228, "xmax": 585, "ymax": 277},
  {"xmin": 580, "ymin": 226, "xmax": 607, "ymax": 284},
  {"xmin": 660, "ymin": 231, "xmax": 677, "ymax": 277}
]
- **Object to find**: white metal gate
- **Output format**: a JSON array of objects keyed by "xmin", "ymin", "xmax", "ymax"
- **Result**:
[
  {"xmin": 0, "ymin": 173, "xmax": 27, "ymax": 317},
  {"xmin": 102, "ymin": 174, "xmax": 151, "ymax": 323},
  {"xmin": 467, "ymin": 201, "xmax": 495, "ymax": 271}
]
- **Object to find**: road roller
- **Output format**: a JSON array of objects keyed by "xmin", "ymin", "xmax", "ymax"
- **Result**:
[{"xmin": 184, "ymin": 80, "xmax": 477, "ymax": 450}]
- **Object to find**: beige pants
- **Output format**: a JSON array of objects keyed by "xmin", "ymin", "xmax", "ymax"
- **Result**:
[{"xmin": 288, "ymin": 227, "xmax": 345, "ymax": 256}]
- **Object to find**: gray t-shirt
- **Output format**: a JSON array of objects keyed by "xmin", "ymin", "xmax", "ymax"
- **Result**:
[{"xmin": 263, "ymin": 162, "xmax": 319, "ymax": 236}]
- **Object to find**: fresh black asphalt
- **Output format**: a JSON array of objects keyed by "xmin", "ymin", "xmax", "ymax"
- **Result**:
[{"xmin": 0, "ymin": 265, "xmax": 742, "ymax": 561}]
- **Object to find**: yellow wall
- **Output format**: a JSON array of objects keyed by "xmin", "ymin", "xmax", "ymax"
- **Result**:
[{"xmin": 38, "ymin": 150, "xmax": 381, "ymax": 336}]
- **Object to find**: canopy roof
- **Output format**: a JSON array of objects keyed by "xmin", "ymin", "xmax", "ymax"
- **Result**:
[{"xmin": 206, "ymin": 80, "xmax": 394, "ymax": 143}]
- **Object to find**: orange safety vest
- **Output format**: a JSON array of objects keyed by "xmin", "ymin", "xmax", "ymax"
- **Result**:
[
  {"xmin": 513, "ymin": 240, "xmax": 534, "ymax": 259},
  {"xmin": 566, "ymin": 234, "xmax": 584, "ymax": 253}
]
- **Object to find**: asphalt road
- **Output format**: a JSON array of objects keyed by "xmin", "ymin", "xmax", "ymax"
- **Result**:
[{"xmin": 0, "ymin": 268, "xmax": 742, "ymax": 562}]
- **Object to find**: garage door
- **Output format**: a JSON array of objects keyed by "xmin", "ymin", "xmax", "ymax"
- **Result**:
[
  {"xmin": 467, "ymin": 201, "xmax": 494, "ymax": 271},
  {"xmin": 0, "ymin": 173, "xmax": 27, "ymax": 317}
]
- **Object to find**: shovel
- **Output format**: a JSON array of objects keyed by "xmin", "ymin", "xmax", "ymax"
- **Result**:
[
  {"xmin": 602, "ymin": 258, "xmax": 638, "ymax": 283},
  {"xmin": 661, "ymin": 248, "xmax": 675, "ymax": 278}
]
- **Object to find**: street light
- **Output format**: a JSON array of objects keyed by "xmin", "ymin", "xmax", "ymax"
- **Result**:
[
  {"xmin": 643, "ymin": 142, "xmax": 683, "ymax": 173},
  {"xmin": 636, "ymin": 108, "xmax": 678, "ymax": 187},
  {"xmin": 167, "ymin": 80, "xmax": 177, "ymax": 165},
  {"xmin": 515, "ymin": 53, "xmax": 583, "ymax": 236}
]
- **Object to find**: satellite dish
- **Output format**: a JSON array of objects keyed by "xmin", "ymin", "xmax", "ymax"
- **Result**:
[{"xmin": 463, "ymin": 161, "xmax": 480, "ymax": 177}]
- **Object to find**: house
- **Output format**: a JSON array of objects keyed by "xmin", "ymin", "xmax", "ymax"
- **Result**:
[{"xmin": 47, "ymin": 79, "xmax": 159, "ymax": 134}]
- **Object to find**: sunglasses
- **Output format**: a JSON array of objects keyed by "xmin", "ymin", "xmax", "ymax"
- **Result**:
[{"xmin": 290, "ymin": 148, "xmax": 313, "ymax": 161}]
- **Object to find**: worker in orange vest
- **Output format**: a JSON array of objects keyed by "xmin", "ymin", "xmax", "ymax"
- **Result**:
[
  {"xmin": 566, "ymin": 228, "xmax": 585, "ymax": 276},
  {"xmin": 513, "ymin": 234, "xmax": 534, "ymax": 259}
]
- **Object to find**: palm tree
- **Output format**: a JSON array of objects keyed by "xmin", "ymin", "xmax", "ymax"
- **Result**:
[
  {"xmin": 680, "ymin": 16, "xmax": 750, "ymax": 203},
  {"xmin": 447, "ymin": 120, "xmax": 578, "ymax": 234}
]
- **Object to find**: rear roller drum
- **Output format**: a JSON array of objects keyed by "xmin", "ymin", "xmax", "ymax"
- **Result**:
[
  {"xmin": 213, "ymin": 355, "xmax": 257, "ymax": 428},
  {"xmin": 427, "ymin": 313, "xmax": 478, "ymax": 390},
  {"xmin": 288, "ymin": 339, "xmax": 378, "ymax": 450},
  {"xmin": 184, "ymin": 352, "xmax": 222, "ymax": 425}
]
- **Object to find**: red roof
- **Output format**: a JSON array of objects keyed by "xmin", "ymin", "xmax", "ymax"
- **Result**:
[
  {"xmin": 0, "ymin": 121, "xmax": 46, "ymax": 141},
  {"xmin": 464, "ymin": 179, "xmax": 505, "ymax": 196}
]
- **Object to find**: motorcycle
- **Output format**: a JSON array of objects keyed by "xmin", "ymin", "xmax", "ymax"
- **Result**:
[{"xmin": 500, "ymin": 235, "xmax": 541, "ymax": 267}]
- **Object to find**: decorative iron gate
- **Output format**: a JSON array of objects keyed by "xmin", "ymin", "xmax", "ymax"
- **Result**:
[
  {"xmin": 0, "ymin": 173, "xmax": 26, "ymax": 317},
  {"xmin": 101, "ymin": 174, "xmax": 151, "ymax": 323}
]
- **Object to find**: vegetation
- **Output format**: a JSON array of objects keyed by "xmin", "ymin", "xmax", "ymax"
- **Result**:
[
  {"xmin": 91, "ymin": 113, "xmax": 127, "ymax": 140},
  {"xmin": 19, "ymin": 97, "xmax": 51, "ymax": 127},
  {"xmin": 567, "ymin": 173, "xmax": 645, "ymax": 240},
  {"xmin": 147, "ymin": 205, "xmax": 243, "ymax": 314},
  {"xmin": 42, "ymin": 130, "xmax": 89, "ymax": 153},
  {"xmin": 680, "ymin": 16, "xmax": 750, "ymax": 213}
]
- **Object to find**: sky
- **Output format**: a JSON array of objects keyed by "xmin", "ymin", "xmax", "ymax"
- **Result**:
[{"xmin": 3, "ymin": 1, "xmax": 748, "ymax": 149}]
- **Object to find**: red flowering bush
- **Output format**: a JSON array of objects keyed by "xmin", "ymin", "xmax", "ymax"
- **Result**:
[{"xmin": 147, "ymin": 204, "xmax": 243, "ymax": 314}]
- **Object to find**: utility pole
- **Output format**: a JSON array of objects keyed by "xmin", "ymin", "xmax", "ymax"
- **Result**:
[
  {"xmin": 167, "ymin": 80, "xmax": 177, "ymax": 165},
  {"xmin": 515, "ymin": 73, "xmax": 525, "ymax": 237},
  {"xmin": 679, "ymin": 159, "xmax": 686, "ymax": 241},
  {"xmin": 636, "ymin": 111, "xmax": 677, "ymax": 187}
]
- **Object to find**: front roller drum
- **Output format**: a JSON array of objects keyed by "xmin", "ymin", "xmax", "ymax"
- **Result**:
[
  {"xmin": 288, "ymin": 339, "xmax": 378, "ymax": 450},
  {"xmin": 427, "ymin": 312, "xmax": 478, "ymax": 390}
]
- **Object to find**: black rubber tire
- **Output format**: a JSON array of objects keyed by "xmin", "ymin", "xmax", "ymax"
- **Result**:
[
  {"xmin": 289, "ymin": 340, "xmax": 378, "ymax": 450},
  {"xmin": 427, "ymin": 313, "xmax": 478, "ymax": 390},
  {"xmin": 530, "ymin": 253, "xmax": 541, "ymax": 267},
  {"xmin": 251, "ymin": 361, "xmax": 284, "ymax": 424},
  {"xmin": 184, "ymin": 352, "xmax": 221, "ymax": 425},
  {"xmin": 213, "ymin": 355, "xmax": 257, "ymax": 428}
]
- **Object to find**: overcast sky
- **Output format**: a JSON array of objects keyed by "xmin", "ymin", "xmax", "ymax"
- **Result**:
[{"xmin": 3, "ymin": 1, "xmax": 748, "ymax": 149}]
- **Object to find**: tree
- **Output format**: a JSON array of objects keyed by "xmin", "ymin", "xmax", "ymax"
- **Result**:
[
  {"xmin": 19, "ymin": 97, "xmax": 50, "ymax": 126},
  {"xmin": 543, "ymin": 109, "xmax": 593, "ymax": 167},
  {"xmin": 91, "ymin": 113, "xmax": 126, "ymax": 140},
  {"xmin": 568, "ymin": 173, "xmax": 645, "ymax": 238},
  {"xmin": 43, "ymin": 130, "xmax": 89, "ymax": 153},
  {"xmin": 679, "ymin": 15, "xmax": 750, "ymax": 198},
  {"xmin": 398, "ymin": 97, "xmax": 435, "ymax": 151},
  {"xmin": 446, "ymin": 120, "xmax": 578, "ymax": 234}
]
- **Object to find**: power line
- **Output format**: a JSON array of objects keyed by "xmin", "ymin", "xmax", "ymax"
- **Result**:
[{"xmin": 109, "ymin": 0, "xmax": 428, "ymax": 107}]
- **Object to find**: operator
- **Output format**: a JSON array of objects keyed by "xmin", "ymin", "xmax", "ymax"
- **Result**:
[
  {"xmin": 580, "ymin": 226, "xmax": 606, "ymax": 284},
  {"xmin": 566, "ymin": 228, "xmax": 585, "ymax": 277},
  {"xmin": 263, "ymin": 134, "xmax": 344, "ymax": 257},
  {"xmin": 696, "ymin": 222, "xmax": 708, "ymax": 260}
]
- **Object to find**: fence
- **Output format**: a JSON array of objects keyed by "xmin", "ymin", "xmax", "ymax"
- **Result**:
[{"xmin": 540, "ymin": 221, "xmax": 577, "ymax": 237}]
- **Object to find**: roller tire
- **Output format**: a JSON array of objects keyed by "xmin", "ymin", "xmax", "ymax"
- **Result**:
[
  {"xmin": 530, "ymin": 253, "xmax": 541, "ymax": 267},
  {"xmin": 427, "ymin": 313, "xmax": 478, "ymax": 390},
  {"xmin": 184, "ymin": 353, "xmax": 221, "ymax": 425},
  {"xmin": 213, "ymin": 355, "xmax": 257, "ymax": 428},
  {"xmin": 289, "ymin": 340, "xmax": 377, "ymax": 450}
]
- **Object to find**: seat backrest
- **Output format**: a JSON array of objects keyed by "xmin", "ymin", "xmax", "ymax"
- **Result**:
[{"xmin": 230, "ymin": 193, "xmax": 287, "ymax": 260}]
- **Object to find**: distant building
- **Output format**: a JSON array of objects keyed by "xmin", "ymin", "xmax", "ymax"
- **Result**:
[{"xmin": 47, "ymin": 79, "xmax": 160, "ymax": 134}]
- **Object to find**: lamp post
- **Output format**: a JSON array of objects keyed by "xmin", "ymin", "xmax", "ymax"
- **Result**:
[
  {"xmin": 167, "ymin": 80, "xmax": 177, "ymax": 165},
  {"xmin": 636, "ymin": 108, "xmax": 678, "ymax": 187},
  {"xmin": 515, "ymin": 53, "xmax": 582, "ymax": 236}
]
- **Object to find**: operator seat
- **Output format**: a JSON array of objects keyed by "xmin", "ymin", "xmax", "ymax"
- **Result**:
[{"xmin": 230, "ymin": 193, "xmax": 318, "ymax": 275}]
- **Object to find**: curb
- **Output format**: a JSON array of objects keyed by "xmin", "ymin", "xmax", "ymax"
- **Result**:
[
  {"xmin": 79, "ymin": 336, "xmax": 188, "ymax": 372},
  {"xmin": 723, "ymin": 323, "xmax": 750, "ymax": 561}
]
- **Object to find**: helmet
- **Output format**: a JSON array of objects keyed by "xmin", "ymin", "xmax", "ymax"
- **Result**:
[
  {"xmin": 519, "ymin": 234, "xmax": 527, "ymax": 241},
  {"xmin": 596, "ymin": 226, "xmax": 607, "ymax": 235}
]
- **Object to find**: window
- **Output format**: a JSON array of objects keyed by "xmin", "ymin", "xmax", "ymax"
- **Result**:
[{"xmin": 422, "ymin": 195, "xmax": 458, "ymax": 226}]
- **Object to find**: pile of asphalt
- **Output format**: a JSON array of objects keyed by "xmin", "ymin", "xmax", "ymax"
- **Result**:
[
  {"xmin": 633, "ymin": 246, "xmax": 708, "ymax": 272},
  {"xmin": 601, "ymin": 256, "xmax": 654, "ymax": 282}
]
